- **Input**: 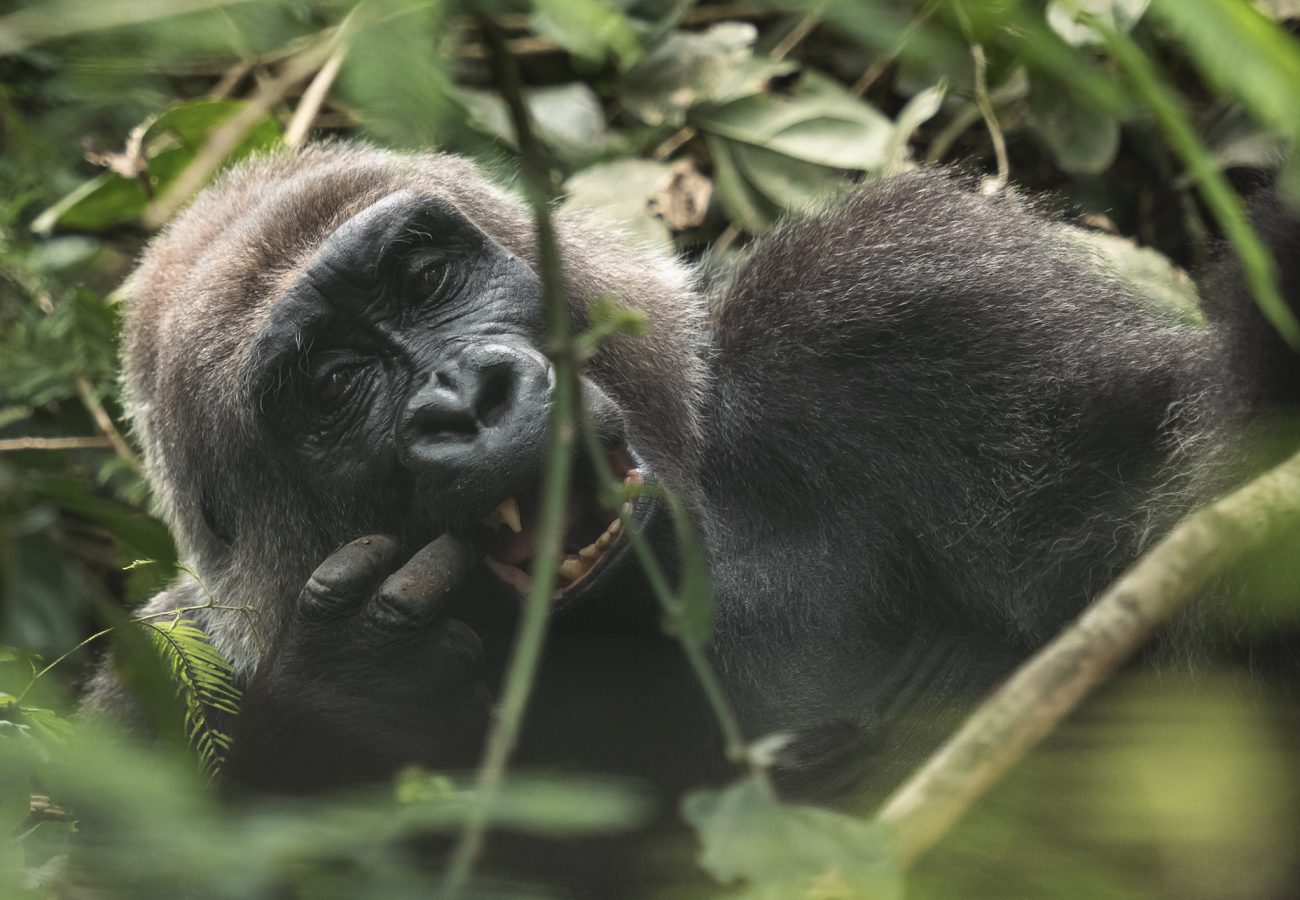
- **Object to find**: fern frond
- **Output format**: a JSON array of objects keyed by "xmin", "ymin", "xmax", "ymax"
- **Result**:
[{"xmin": 140, "ymin": 617, "xmax": 242, "ymax": 779}]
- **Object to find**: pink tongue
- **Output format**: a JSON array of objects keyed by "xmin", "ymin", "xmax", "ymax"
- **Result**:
[
  {"xmin": 491, "ymin": 496, "xmax": 583, "ymax": 566},
  {"xmin": 495, "ymin": 529, "xmax": 537, "ymax": 566}
]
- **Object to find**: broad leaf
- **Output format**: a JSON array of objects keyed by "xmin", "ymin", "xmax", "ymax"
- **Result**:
[
  {"xmin": 31, "ymin": 100, "xmax": 281, "ymax": 235},
  {"xmin": 1030, "ymin": 78, "xmax": 1121, "ymax": 174},
  {"xmin": 563, "ymin": 159, "xmax": 674, "ymax": 249},
  {"xmin": 533, "ymin": 0, "xmax": 642, "ymax": 68},
  {"xmin": 620, "ymin": 22, "xmax": 794, "ymax": 127},
  {"xmin": 695, "ymin": 71, "xmax": 895, "ymax": 171},
  {"xmin": 1048, "ymin": 0, "xmax": 1151, "ymax": 46},
  {"xmin": 683, "ymin": 777, "xmax": 902, "ymax": 899}
]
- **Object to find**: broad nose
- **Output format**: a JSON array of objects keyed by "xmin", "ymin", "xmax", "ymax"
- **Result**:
[{"xmin": 397, "ymin": 343, "xmax": 552, "ymax": 480}]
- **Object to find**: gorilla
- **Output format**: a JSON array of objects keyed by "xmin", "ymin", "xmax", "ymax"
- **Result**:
[{"xmin": 84, "ymin": 143, "xmax": 1298, "ymax": 866}]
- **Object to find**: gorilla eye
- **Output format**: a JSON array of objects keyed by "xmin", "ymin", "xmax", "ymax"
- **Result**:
[
  {"xmin": 313, "ymin": 363, "xmax": 360, "ymax": 409},
  {"xmin": 408, "ymin": 257, "xmax": 449, "ymax": 300}
]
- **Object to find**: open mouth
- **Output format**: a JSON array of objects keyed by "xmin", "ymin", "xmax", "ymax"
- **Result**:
[{"xmin": 479, "ymin": 446, "xmax": 645, "ymax": 601}]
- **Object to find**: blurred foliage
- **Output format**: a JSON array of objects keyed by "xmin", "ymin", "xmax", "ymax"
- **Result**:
[{"xmin": 2, "ymin": 0, "xmax": 1300, "ymax": 896}]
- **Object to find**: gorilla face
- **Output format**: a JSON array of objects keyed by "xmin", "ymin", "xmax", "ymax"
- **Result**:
[{"xmin": 249, "ymin": 190, "xmax": 654, "ymax": 607}]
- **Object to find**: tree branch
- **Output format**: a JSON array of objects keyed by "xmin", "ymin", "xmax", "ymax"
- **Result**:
[{"xmin": 875, "ymin": 447, "xmax": 1300, "ymax": 867}]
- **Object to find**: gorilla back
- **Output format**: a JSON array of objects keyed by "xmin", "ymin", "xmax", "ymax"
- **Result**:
[{"xmin": 86, "ymin": 144, "xmax": 1297, "ymax": 808}]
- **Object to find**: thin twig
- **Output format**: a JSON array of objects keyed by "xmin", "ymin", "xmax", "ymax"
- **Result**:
[
  {"xmin": 654, "ymin": 126, "xmax": 697, "ymax": 162},
  {"xmin": 575, "ymin": 416, "xmax": 750, "ymax": 766},
  {"xmin": 75, "ymin": 377, "xmax": 143, "ymax": 474},
  {"xmin": 284, "ymin": 41, "xmax": 349, "ymax": 149},
  {"xmin": 952, "ymin": 3, "xmax": 1007, "ymax": 190},
  {"xmin": 0, "ymin": 436, "xmax": 113, "ymax": 452},
  {"xmin": 769, "ymin": 13, "xmax": 820, "ymax": 62},
  {"xmin": 24, "ymin": 287, "xmax": 143, "ymax": 471},
  {"xmin": 27, "ymin": 795, "xmax": 72, "ymax": 822},
  {"xmin": 439, "ymin": 17, "xmax": 577, "ymax": 898},
  {"xmin": 208, "ymin": 60, "xmax": 252, "ymax": 100},
  {"xmin": 713, "ymin": 224, "xmax": 742, "ymax": 254},
  {"xmin": 875, "ymin": 447, "xmax": 1300, "ymax": 867},
  {"xmin": 968, "ymin": 41, "xmax": 1007, "ymax": 191},
  {"xmin": 851, "ymin": 9, "xmax": 931, "ymax": 97}
]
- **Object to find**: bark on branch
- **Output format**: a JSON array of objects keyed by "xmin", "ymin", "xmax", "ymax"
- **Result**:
[{"xmin": 875, "ymin": 447, "xmax": 1300, "ymax": 867}]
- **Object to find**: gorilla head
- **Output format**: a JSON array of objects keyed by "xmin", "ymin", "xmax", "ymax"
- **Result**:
[{"xmin": 120, "ymin": 145, "xmax": 705, "ymax": 671}]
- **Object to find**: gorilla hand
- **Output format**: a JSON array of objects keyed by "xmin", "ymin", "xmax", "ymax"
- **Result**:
[{"xmin": 222, "ymin": 535, "xmax": 490, "ymax": 794}]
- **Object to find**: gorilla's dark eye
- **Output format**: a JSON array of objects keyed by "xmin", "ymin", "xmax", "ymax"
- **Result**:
[
  {"xmin": 313, "ymin": 363, "xmax": 360, "ymax": 409},
  {"xmin": 408, "ymin": 256, "xmax": 449, "ymax": 300}
]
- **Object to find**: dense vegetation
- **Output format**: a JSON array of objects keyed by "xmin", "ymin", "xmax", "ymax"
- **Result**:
[{"xmin": 2, "ymin": 0, "xmax": 1300, "ymax": 896}]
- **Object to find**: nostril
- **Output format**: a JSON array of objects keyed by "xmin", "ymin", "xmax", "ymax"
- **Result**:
[
  {"xmin": 412, "ymin": 403, "xmax": 478, "ymax": 442},
  {"xmin": 475, "ymin": 363, "xmax": 514, "ymax": 428}
]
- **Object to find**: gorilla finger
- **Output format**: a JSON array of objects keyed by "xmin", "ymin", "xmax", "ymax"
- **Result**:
[
  {"xmin": 366, "ymin": 534, "xmax": 479, "ymax": 629},
  {"xmin": 302, "ymin": 535, "xmax": 402, "ymax": 617},
  {"xmin": 422, "ymin": 618, "xmax": 485, "ymax": 688}
]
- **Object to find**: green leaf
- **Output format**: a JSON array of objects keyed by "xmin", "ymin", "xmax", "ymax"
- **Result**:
[
  {"xmin": 0, "ymin": 775, "xmax": 31, "ymax": 834},
  {"xmin": 563, "ymin": 159, "xmax": 674, "ymax": 249},
  {"xmin": 683, "ymin": 777, "xmax": 902, "ymax": 899},
  {"xmin": 1029, "ymin": 78, "xmax": 1121, "ymax": 174},
  {"xmin": 459, "ymin": 83, "xmax": 610, "ymax": 168},
  {"xmin": 1150, "ymin": 0, "xmax": 1300, "ymax": 142},
  {"xmin": 731, "ymin": 143, "xmax": 847, "ymax": 211},
  {"xmin": 1068, "ymin": 226, "xmax": 1204, "ymax": 324},
  {"xmin": 30, "ymin": 99, "xmax": 281, "ymax": 235},
  {"xmin": 695, "ymin": 71, "xmax": 895, "ymax": 171},
  {"xmin": 532, "ymin": 0, "xmax": 642, "ymax": 68},
  {"xmin": 20, "ymin": 705, "xmax": 74, "ymax": 746},
  {"xmin": 706, "ymin": 134, "xmax": 781, "ymax": 232},
  {"xmin": 620, "ymin": 22, "xmax": 794, "ymax": 127},
  {"xmin": 141, "ymin": 617, "xmax": 240, "ymax": 778},
  {"xmin": 883, "ymin": 82, "xmax": 947, "ymax": 172},
  {"xmin": 1048, "ymin": 0, "xmax": 1151, "ymax": 47},
  {"xmin": 145, "ymin": 99, "xmax": 281, "ymax": 155}
]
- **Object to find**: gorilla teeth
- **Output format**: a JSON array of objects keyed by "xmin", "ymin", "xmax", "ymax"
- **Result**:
[
  {"xmin": 482, "ymin": 497, "xmax": 523, "ymax": 533},
  {"xmin": 497, "ymin": 497, "xmax": 523, "ymax": 534},
  {"xmin": 558, "ymin": 557, "xmax": 590, "ymax": 582}
]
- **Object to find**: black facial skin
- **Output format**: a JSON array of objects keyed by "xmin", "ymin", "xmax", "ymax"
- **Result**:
[
  {"xmin": 253, "ymin": 192, "xmax": 552, "ymax": 528},
  {"xmin": 89, "ymin": 149, "xmax": 1300, "ymax": 898}
]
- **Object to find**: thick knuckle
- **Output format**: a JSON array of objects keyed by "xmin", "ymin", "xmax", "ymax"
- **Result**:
[{"xmin": 305, "ymin": 534, "xmax": 400, "ymax": 603}]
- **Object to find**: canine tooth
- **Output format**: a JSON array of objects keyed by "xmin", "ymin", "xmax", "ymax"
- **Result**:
[
  {"xmin": 608, "ymin": 518, "xmax": 621, "ymax": 536},
  {"xmin": 497, "ymin": 497, "xmax": 522, "ymax": 534},
  {"xmin": 621, "ymin": 502, "xmax": 632, "ymax": 516},
  {"xmin": 578, "ymin": 544, "xmax": 599, "ymax": 560},
  {"xmin": 559, "ymin": 556, "xmax": 588, "ymax": 581}
]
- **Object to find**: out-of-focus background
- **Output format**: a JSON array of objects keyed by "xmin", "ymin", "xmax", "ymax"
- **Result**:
[{"xmin": 2, "ymin": 1, "xmax": 1300, "ymax": 897}]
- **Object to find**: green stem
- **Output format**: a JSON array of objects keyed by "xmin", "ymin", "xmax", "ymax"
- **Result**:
[
  {"xmin": 438, "ymin": 17, "xmax": 575, "ymax": 898},
  {"xmin": 1096, "ymin": 16, "xmax": 1300, "ymax": 349},
  {"xmin": 576, "ymin": 418, "xmax": 749, "ymax": 766}
]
